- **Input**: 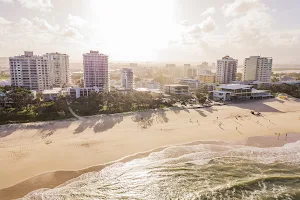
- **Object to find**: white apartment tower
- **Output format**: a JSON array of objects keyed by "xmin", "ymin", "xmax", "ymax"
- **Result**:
[
  {"xmin": 83, "ymin": 50, "xmax": 109, "ymax": 91},
  {"xmin": 243, "ymin": 56, "xmax": 273, "ymax": 82},
  {"xmin": 44, "ymin": 52, "xmax": 70, "ymax": 87},
  {"xmin": 9, "ymin": 51, "xmax": 51, "ymax": 91},
  {"xmin": 216, "ymin": 55, "xmax": 238, "ymax": 84},
  {"xmin": 121, "ymin": 68, "xmax": 133, "ymax": 90}
]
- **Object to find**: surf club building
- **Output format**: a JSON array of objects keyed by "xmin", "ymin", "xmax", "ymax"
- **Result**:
[{"xmin": 212, "ymin": 84, "xmax": 273, "ymax": 102}]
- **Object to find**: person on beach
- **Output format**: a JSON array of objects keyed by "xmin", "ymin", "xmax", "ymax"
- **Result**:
[
  {"xmin": 286, "ymin": 133, "xmax": 288, "ymax": 140},
  {"xmin": 277, "ymin": 133, "xmax": 281, "ymax": 140}
]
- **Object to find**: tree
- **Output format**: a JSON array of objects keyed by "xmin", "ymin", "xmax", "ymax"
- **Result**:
[
  {"xmin": 196, "ymin": 92, "xmax": 207, "ymax": 104},
  {"xmin": 236, "ymin": 73, "xmax": 242, "ymax": 81},
  {"xmin": 271, "ymin": 77, "xmax": 280, "ymax": 82},
  {"xmin": 134, "ymin": 77, "xmax": 141, "ymax": 82},
  {"xmin": 6, "ymin": 87, "xmax": 33, "ymax": 112},
  {"xmin": 153, "ymin": 75, "xmax": 172, "ymax": 85}
]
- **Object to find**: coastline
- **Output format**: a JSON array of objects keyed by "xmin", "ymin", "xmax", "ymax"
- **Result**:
[
  {"xmin": 2, "ymin": 135, "xmax": 300, "ymax": 200},
  {"xmin": 1, "ymin": 98, "xmax": 300, "ymax": 199}
]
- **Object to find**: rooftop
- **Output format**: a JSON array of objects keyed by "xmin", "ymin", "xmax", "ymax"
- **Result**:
[
  {"xmin": 251, "ymin": 88, "xmax": 269, "ymax": 94},
  {"xmin": 165, "ymin": 84, "xmax": 189, "ymax": 87},
  {"xmin": 134, "ymin": 88, "xmax": 162, "ymax": 93},
  {"xmin": 218, "ymin": 84, "xmax": 253, "ymax": 90},
  {"xmin": 42, "ymin": 90, "xmax": 60, "ymax": 95},
  {"xmin": 199, "ymin": 74, "xmax": 215, "ymax": 77}
]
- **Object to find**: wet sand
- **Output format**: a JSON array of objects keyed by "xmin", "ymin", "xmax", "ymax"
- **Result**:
[{"xmin": 1, "ymin": 98, "xmax": 300, "ymax": 199}]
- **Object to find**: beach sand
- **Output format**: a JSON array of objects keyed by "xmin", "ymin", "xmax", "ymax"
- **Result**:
[{"xmin": 1, "ymin": 98, "xmax": 300, "ymax": 199}]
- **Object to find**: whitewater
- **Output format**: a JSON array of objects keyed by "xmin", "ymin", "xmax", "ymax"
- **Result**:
[{"xmin": 21, "ymin": 141, "xmax": 300, "ymax": 200}]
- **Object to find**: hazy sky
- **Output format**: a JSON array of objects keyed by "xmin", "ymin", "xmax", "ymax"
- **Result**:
[{"xmin": 0, "ymin": 0, "xmax": 299, "ymax": 64}]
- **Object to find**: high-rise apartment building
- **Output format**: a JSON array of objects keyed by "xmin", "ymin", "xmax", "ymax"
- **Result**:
[
  {"xmin": 121, "ymin": 68, "xmax": 133, "ymax": 89},
  {"xmin": 243, "ymin": 56, "xmax": 273, "ymax": 82},
  {"xmin": 44, "ymin": 52, "xmax": 70, "ymax": 87},
  {"xmin": 184, "ymin": 64, "xmax": 191, "ymax": 76},
  {"xmin": 83, "ymin": 50, "xmax": 109, "ymax": 91},
  {"xmin": 187, "ymin": 68, "xmax": 197, "ymax": 79},
  {"xmin": 216, "ymin": 56, "xmax": 238, "ymax": 84},
  {"xmin": 9, "ymin": 51, "xmax": 51, "ymax": 91}
]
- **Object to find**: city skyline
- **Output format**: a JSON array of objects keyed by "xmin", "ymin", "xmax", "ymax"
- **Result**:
[{"xmin": 0, "ymin": 0, "xmax": 300, "ymax": 64}]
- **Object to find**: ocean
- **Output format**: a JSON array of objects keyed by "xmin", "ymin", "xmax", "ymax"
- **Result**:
[{"xmin": 21, "ymin": 141, "xmax": 300, "ymax": 200}]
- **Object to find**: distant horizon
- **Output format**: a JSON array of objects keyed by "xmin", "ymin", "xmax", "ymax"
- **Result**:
[{"xmin": 2, "ymin": 56, "xmax": 300, "ymax": 67}]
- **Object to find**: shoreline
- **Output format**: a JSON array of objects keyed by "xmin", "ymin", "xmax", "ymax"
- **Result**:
[
  {"xmin": 1, "ymin": 135, "xmax": 300, "ymax": 200},
  {"xmin": 1, "ymin": 98, "xmax": 300, "ymax": 199}
]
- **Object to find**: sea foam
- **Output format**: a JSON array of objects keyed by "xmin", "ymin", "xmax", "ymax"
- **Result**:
[{"xmin": 21, "ymin": 141, "xmax": 300, "ymax": 200}]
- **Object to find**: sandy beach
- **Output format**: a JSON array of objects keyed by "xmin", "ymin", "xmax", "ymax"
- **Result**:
[{"xmin": 1, "ymin": 98, "xmax": 300, "ymax": 199}]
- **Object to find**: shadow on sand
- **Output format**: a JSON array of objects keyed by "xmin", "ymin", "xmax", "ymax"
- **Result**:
[
  {"xmin": 227, "ymin": 99, "xmax": 284, "ymax": 113},
  {"xmin": 73, "ymin": 115, "xmax": 124, "ymax": 134},
  {"xmin": 37, "ymin": 121, "xmax": 73, "ymax": 139},
  {"xmin": 132, "ymin": 109, "xmax": 169, "ymax": 130},
  {"xmin": 0, "ymin": 120, "xmax": 73, "ymax": 139}
]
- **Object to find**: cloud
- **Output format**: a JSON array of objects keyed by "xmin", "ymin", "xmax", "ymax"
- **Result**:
[
  {"xmin": 61, "ymin": 27, "xmax": 82, "ymax": 39},
  {"xmin": 200, "ymin": 16, "xmax": 216, "ymax": 33},
  {"xmin": 225, "ymin": 1, "xmax": 272, "ymax": 48},
  {"xmin": 0, "ymin": 17, "xmax": 11, "ymax": 25},
  {"xmin": 180, "ymin": 20, "xmax": 189, "ymax": 26},
  {"xmin": 222, "ymin": 0, "xmax": 268, "ymax": 17},
  {"xmin": 4, "ymin": 0, "xmax": 54, "ymax": 11},
  {"xmin": 32, "ymin": 17, "xmax": 59, "ymax": 31},
  {"xmin": 0, "ymin": 16, "xmax": 86, "ymax": 54},
  {"xmin": 0, "ymin": 0, "xmax": 13, "ymax": 3},
  {"xmin": 187, "ymin": 16, "xmax": 216, "ymax": 36},
  {"xmin": 201, "ymin": 7, "xmax": 216, "ymax": 16},
  {"xmin": 67, "ymin": 14, "xmax": 87, "ymax": 28}
]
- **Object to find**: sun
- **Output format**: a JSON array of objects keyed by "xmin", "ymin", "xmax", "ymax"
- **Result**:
[{"xmin": 86, "ymin": 0, "xmax": 178, "ymax": 61}]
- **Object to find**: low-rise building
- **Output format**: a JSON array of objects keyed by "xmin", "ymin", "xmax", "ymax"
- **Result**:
[
  {"xmin": 212, "ymin": 84, "xmax": 273, "ymax": 101},
  {"xmin": 199, "ymin": 83, "xmax": 216, "ymax": 92},
  {"xmin": 68, "ymin": 87, "xmax": 102, "ymax": 100},
  {"xmin": 198, "ymin": 74, "xmax": 216, "ymax": 83},
  {"xmin": 178, "ymin": 79, "xmax": 201, "ymax": 91},
  {"xmin": 164, "ymin": 84, "xmax": 189, "ymax": 95},
  {"xmin": 42, "ymin": 88, "xmax": 68, "ymax": 101},
  {"xmin": 135, "ymin": 80, "xmax": 160, "ymax": 89}
]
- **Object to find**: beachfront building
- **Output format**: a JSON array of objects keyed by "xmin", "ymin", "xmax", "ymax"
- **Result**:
[
  {"xmin": 243, "ymin": 56, "xmax": 273, "ymax": 82},
  {"xmin": 178, "ymin": 79, "xmax": 201, "ymax": 91},
  {"xmin": 83, "ymin": 50, "xmax": 109, "ymax": 91},
  {"xmin": 216, "ymin": 56, "xmax": 238, "ymax": 84},
  {"xmin": 198, "ymin": 74, "xmax": 216, "ymax": 83},
  {"xmin": 42, "ymin": 88, "xmax": 68, "ymax": 101},
  {"xmin": 121, "ymin": 68, "xmax": 133, "ymax": 90},
  {"xmin": 9, "ymin": 51, "xmax": 51, "ymax": 91},
  {"xmin": 68, "ymin": 86, "xmax": 102, "ymax": 100},
  {"xmin": 212, "ymin": 84, "xmax": 273, "ymax": 101},
  {"xmin": 164, "ymin": 84, "xmax": 189, "ymax": 95},
  {"xmin": 44, "ymin": 52, "xmax": 70, "ymax": 88}
]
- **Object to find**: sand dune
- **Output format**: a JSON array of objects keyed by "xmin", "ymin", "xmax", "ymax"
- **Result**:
[{"xmin": 0, "ymin": 98, "xmax": 300, "ymax": 199}]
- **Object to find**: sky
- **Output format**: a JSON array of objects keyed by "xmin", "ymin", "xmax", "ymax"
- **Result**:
[{"xmin": 0, "ymin": 0, "xmax": 300, "ymax": 64}]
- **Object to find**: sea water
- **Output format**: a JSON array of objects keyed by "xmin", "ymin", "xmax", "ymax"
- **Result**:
[{"xmin": 21, "ymin": 141, "xmax": 300, "ymax": 200}]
